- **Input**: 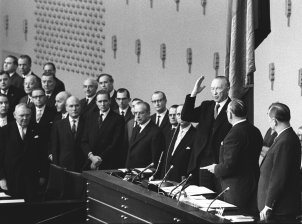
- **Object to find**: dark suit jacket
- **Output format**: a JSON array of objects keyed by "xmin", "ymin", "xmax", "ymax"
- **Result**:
[
  {"xmin": 0, "ymin": 122, "xmax": 48, "ymax": 201},
  {"xmin": 54, "ymin": 77, "xmax": 65, "ymax": 94},
  {"xmin": 45, "ymin": 92, "xmax": 56, "ymax": 108},
  {"xmin": 110, "ymin": 90, "xmax": 118, "ymax": 111},
  {"xmin": 214, "ymin": 121, "xmax": 263, "ymax": 214},
  {"xmin": 80, "ymin": 96, "xmax": 96, "ymax": 115},
  {"xmin": 10, "ymin": 72, "xmax": 24, "ymax": 90},
  {"xmin": 126, "ymin": 120, "xmax": 165, "ymax": 169},
  {"xmin": 30, "ymin": 106, "xmax": 57, "ymax": 153},
  {"xmin": 258, "ymin": 127, "xmax": 301, "ymax": 216},
  {"xmin": 19, "ymin": 95, "xmax": 35, "ymax": 109},
  {"xmin": 81, "ymin": 108, "xmax": 125, "ymax": 169},
  {"xmin": 182, "ymin": 95, "xmax": 232, "ymax": 179},
  {"xmin": 114, "ymin": 107, "xmax": 134, "ymax": 124},
  {"xmin": 6, "ymin": 85, "xmax": 26, "ymax": 117},
  {"xmin": 50, "ymin": 117, "xmax": 85, "ymax": 172},
  {"xmin": 161, "ymin": 125, "xmax": 196, "ymax": 182},
  {"xmin": 151, "ymin": 110, "xmax": 171, "ymax": 147}
]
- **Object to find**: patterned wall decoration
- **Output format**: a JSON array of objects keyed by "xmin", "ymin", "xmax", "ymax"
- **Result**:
[{"xmin": 33, "ymin": 0, "xmax": 105, "ymax": 77}]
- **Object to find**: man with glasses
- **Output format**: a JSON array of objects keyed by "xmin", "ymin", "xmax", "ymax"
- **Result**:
[
  {"xmin": 115, "ymin": 88, "xmax": 133, "ymax": 123},
  {"xmin": 182, "ymin": 75, "xmax": 232, "ymax": 193}
]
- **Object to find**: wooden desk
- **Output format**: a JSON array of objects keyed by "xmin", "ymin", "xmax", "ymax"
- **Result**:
[{"xmin": 83, "ymin": 170, "xmax": 232, "ymax": 223}]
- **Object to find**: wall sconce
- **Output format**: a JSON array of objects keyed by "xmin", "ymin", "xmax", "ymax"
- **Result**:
[
  {"xmin": 4, "ymin": 15, "xmax": 9, "ymax": 37},
  {"xmin": 213, "ymin": 52, "xmax": 219, "ymax": 77},
  {"xmin": 299, "ymin": 69, "xmax": 302, "ymax": 96},
  {"xmin": 186, "ymin": 48, "xmax": 192, "ymax": 73},
  {"xmin": 150, "ymin": 0, "xmax": 153, "ymax": 8},
  {"xmin": 175, "ymin": 0, "xmax": 180, "ymax": 12},
  {"xmin": 23, "ymin": 19, "xmax": 28, "ymax": 41},
  {"xmin": 126, "ymin": 0, "xmax": 129, "ymax": 5},
  {"xmin": 112, "ymin": 35, "xmax": 117, "ymax": 59},
  {"xmin": 160, "ymin": 43, "xmax": 166, "ymax": 69},
  {"xmin": 285, "ymin": 0, "xmax": 291, "ymax": 27},
  {"xmin": 269, "ymin": 63, "xmax": 275, "ymax": 90},
  {"xmin": 201, "ymin": 0, "xmax": 207, "ymax": 15},
  {"xmin": 135, "ymin": 39, "xmax": 141, "ymax": 63}
]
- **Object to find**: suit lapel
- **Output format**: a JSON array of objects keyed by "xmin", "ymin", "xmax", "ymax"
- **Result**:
[
  {"xmin": 160, "ymin": 111, "xmax": 169, "ymax": 128},
  {"xmin": 212, "ymin": 98, "xmax": 230, "ymax": 133}
]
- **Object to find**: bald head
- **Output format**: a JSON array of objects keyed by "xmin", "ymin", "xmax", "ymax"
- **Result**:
[
  {"xmin": 55, "ymin": 91, "xmax": 71, "ymax": 113},
  {"xmin": 66, "ymin": 96, "xmax": 81, "ymax": 119},
  {"xmin": 83, "ymin": 78, "xmax": 98, "ymax": 97},
  {"xmin": 24, "ymin": 75, "xmax": 39, "ymax": 94}
]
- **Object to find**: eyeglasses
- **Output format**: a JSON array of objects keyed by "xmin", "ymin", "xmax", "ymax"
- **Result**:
[
  {"xmin": 116, "ymin": 98, "xmax": 128, "ymax": 101},
  {"xmin": 151, "ymin": 98, "xmax": 164, "ymax": 104},
  {"xmin": 32, "ymin": 95, "xmax": 45, "ymax": 99}
]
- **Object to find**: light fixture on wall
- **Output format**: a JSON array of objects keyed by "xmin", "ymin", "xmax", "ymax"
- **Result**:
[
  {"xmin": 160, "ymin": 43, "xmax": 166, "ymax": 69},
  {"xmin": 269, "ymin": 63, "xmax": 275, "ymax": 91},
  {"xmin": 150, "ymin": 0, "xmax": 153, "ymax": 8},
  {"xmin": 285, "ymin": 0, "xmax": 292, "ymax": 27},
  {"xmin": 201, "ymin": 0, "xmax": 207, "ymax": 15},
  {"xmin": 126, "ymin": 0, "xmax": 129, "ymax": 5},
  {"xmin": 213, "ymin": 52, "xmax": 219, "ymax": 77},
  {"xmin": 135, "ymin": 39, "xmax": 141, "ymax": 63},
  {"xmin": 112, "ymin": 35, "xmax": 117, "ymax": 59},
  {"xmin": 299, "ymin": 69, "xmax": 302, "ymax": 96},
  {"xmin": 186, "ymin": 48, "xmax": 192, "ymax": 73},
  {"xmin": 23, "ymin": 19, "xmax": 28, "ymax": 41},
  {"xmin": 4, "ymin": 15, "xmax": 9, "ymax": 37},
  {"xmin": 175, "ymin": 0, "xmax": 180, "ymax": 12}
]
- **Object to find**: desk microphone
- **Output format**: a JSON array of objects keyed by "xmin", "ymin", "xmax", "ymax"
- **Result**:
[
  {"xmin": 169, "ymin": 173, "xmax": 192, "ymax": 197},
  {"xmin": 176, "ymin": 174, "xmax": 193, "ymax": 202},
  {"xmin": 149, "ymin": 151, "xmax": 164, "ymax": 181},
  {"xmin": 131, "ymin": 162, "xmax": 154, "ymax": 182},
  {"xmin": 157, "ymin": 165, "xmax": 174, "ymax": 193},
  {"xmin": 206, "ymin": 187, "xmax": 230, "ymax": 212}
]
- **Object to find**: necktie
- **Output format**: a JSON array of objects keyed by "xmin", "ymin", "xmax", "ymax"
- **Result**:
[
  {"xmin": 71, "ymin": 120, "xmax": 76, "ymax": 138},
  {"xmin": 214, "ymin": 104, "xmax": 220, "ymax": 119},
  {"xmin": 172, "ymin": 129, "xmax": 185, "ymax": 156},
  {"xmin": 156, "ymin": 115, "xmax": 161, "ymax": 126},
  {"xmin": 21, "ymin": 128, "xmax": 26, "ymax": 140},
  {"xmin": 98, "ymin": 114, "xmax": 103, "ymax": 128},
  {"xmin": 121, "ymin": 111, "xmax": 125, "ymax": 117},
  {"xmin": 36, "ymin": 109, "xmax": 42, "ymax": 123},
  {"xmin": 133, "ymin": 125, "xmax": 141, "ymax": 141},
  {"xmin": 85, "ymin": 98, "xmax": 89, "ymax": 107}
]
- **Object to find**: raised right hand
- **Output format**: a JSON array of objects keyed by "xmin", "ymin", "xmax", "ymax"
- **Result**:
[{"xmin": 191, "ymin": 76, "xmax": 206, "ymax": 97}]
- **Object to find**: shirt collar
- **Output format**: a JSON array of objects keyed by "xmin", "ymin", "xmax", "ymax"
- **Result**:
[
  {"xmin": 233, "ymin": 119, "xmax": 246, "ymax": 127},
  {"xmin": 276, "ymin": 126, "xmax": 291, "ymax": 138},
  {"xmin": 119, "ymin": 107, "xmax": 129, "ymax": 114},
  {"xmin": 109, "ymin": 89, "xmax": 115, "ymax": 98},
  {"xmin": 216, "ymin": 98, "xmax": 228, "ymax": 110},
  {"xmin": 156, "ymin": 109, "xmax": 168, "ymax": 117},
  {"xmin": 100, "ymin": 108, "xmax": 110, "ymax": 120},
  {"xmin": 179, "ymin": 123, "xmax": 192, "ymax": 133},
  {"xmin": 36, "ymin": 105, "xmax": 46, "ymax": 112},
  {"xmin": 139, "ymin": 119, "xmax": 151, "ymax": 132},
  {"xmin": 69, "ymin": 116, "xmax": 79, "ymax": 124}
]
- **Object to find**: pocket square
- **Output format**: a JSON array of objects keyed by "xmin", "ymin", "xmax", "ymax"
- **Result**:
[
  {"xmin": 34, "ymin": 135, "xmax": 39, "ymax": 138},
  {"xmin": 186, "ymin": 146, "xmax": 191, "ymax": 150},
  {"xmin": 221, "ymin": 141, "xmax": 223, "ymax": 145}
]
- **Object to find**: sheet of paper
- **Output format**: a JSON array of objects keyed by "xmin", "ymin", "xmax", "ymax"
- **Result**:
[
  {"xmin": 161, "ymin": 185, "xmax": 214, "ymax": 196},
  {"xmin": 189, "ymin": 199, "xmax": 236, "ymax": 208},
  {"xmin": 223, "ymin": 215, "xmax": 254, "ymax": 222},
  {"xmin": 0, "ymin": 192, "xmax": 10, "ymax": 198},
  {"xmin": 0, "ymin": 199, "xmax": 24, "ymax": 203}
]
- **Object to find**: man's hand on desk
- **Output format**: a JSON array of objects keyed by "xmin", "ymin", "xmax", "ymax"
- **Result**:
[
  {"xmin": 0, "ymin": 179, "xmax": 7, "ymax": 190},
  {"xmin": 89, "ymin": 154, "xmax": 102, "ymax": 170},
  {"xmin": 200, "ymin": 164, "xmax": 216, "ymax": 174},
  {"xmin": 260, "ymin": 206, "xmax": 272, "ymax": 221}
]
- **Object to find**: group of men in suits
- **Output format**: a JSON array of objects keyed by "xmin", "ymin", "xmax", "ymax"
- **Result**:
[{"xmin": 0, "ymin": 53, "xmax": 300, "ymax": 221}]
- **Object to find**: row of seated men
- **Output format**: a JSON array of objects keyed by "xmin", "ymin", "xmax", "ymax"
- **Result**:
[{"xmin": 0, "ymin": 54, "xmax": 301, "ymax": 222}]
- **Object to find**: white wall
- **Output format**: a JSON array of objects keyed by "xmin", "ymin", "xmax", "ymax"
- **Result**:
[
  {"xmin": 254, "ymin": 0, "xmax": 302, "ymax": 134},
  {"xmin": 1, "ymin": 0, "xmax": 301, "ymax": 135}
]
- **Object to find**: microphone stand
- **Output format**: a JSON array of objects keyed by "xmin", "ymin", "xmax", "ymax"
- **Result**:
[
  {"xmin": 131, "ymin": 162, "xmax": 154, "ymax": 183},
  {"xmin": 176, "ymin": 174, "xmax": 192, "ymax": 203},
  {"xmin": 157, "ymin": 165, "xmax": 174, "ymax": 194},
  {"xmin": 149, "ymin": 151, "xmax": 164, "ymax": 181},
  {"xmin": 169, "ymin": 173, "xmax": 192, "ymax": 197},
  {"xmin": 206, "ymin": 187, "xmax": 230, "ymax": 212}
]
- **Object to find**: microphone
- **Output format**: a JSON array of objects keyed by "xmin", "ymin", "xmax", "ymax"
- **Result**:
[
  {"xmin": 169, "ymin": 173, "xmax": 192, "ymax": 197},
  {"xmin": 131, "ymin": 162, "xmax": 154, "ymax": 183},
  {"xmin": 157, "ymin": 165, "xmax": 174, "ymax": 193},
  {"xmin": 206, "ymin": 187, "xmax": 230, "ymax": 212},
  {"xmin": 149, "ymin": 151, "xmax": 164, "ymax": 181},
  {"xmin": 176, "ymin": 174, "xmax": 193, "ymax": 202}
]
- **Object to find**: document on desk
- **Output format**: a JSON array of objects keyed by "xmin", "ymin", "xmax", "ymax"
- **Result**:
[
  {"xmin": 223, "ymin": 215, "xmax": 255, "ymax": 222},
  {"xmin": 118, "ymin": 168, "xmax": 153, "ymax": 174},
  {"xmin": 161, "ymin": 185, "xmax": 214, "ymax": 196},
  {"xmin": 0, "ymin": 192, "xmax": 11, "ymax": 198},
  {"xmin": 191, "ymin": 199, "xmax": 236, "ymax": 209},
  {"xmin": 0, "ymin": 199, "xmax": 24, "ymax": 203}
]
